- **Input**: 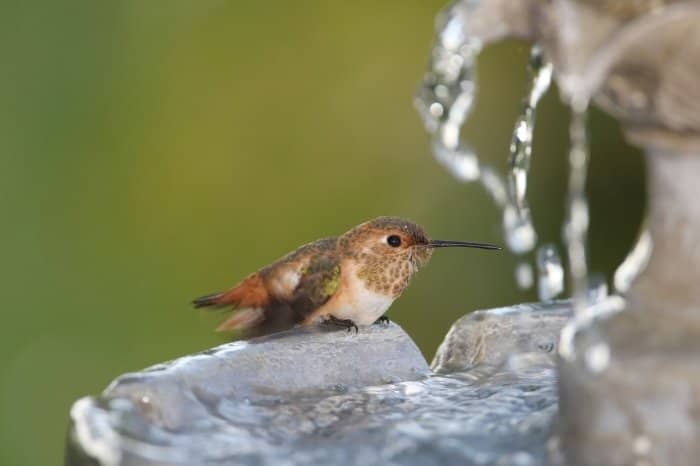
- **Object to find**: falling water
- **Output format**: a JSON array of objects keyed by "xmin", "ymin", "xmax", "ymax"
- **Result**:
[
  {"xmin": 415, "ymin": 2, "xmax": 482, "ymax": 170},
  {"xmin": 563, "ymin": 105, "xmax": 592, "ymax": 312},
  {"xmin": 505, "ymin": 47, "xmax": 553, "ymax": 255},
  {"xmin": 415, "ymin": 0, "xmax": 671, "ymax": 316},
  {"xmin": 416, "ymin": 3, "xmax": 623, "ymax": 309},
  {"xmin": 416, "ymin": 9, "xmax": 555, "ymax": 292}
]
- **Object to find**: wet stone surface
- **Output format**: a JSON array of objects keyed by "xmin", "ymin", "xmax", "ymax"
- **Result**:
[
  {"xmin": 66, "ymin": 303, "xmax": 572, "ymax": 466},
  {"xmin": 433, "ymin": 301, "xmax": 572, "ymax": 373}
]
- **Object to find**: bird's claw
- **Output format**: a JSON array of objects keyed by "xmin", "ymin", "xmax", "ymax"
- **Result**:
[
  {"xmin": 374, "ymin": 315, "xmax": 390, "ymax": 325},
  {"xmin": 324, "ymin": 316, "xmax": 359, "ymax": 334}
]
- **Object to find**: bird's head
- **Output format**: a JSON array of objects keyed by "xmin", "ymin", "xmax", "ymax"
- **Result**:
[{"xmin": 339, "ymin": 216, "xmax": 500, "ymax": 296}]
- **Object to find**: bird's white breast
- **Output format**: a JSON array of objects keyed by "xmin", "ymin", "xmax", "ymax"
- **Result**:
[{"xmin": 330, "ymin": 271, "xmax": 394, "ymax": 325}]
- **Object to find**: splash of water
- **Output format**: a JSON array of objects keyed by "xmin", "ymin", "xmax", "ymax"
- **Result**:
[{"xmin": 536, "ymin": 244, "xmax": 564, "ymax": 301}]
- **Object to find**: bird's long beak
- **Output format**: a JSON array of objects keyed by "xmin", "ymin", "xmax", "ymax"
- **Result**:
[{"xmin": 426, "ymin": 239, "xmax": 501, "ymax": 250}]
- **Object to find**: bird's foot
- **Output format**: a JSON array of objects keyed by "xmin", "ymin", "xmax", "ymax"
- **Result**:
[
  {"xmin": 324, "ymin": 315, "xmax": 359, "ymax": 334},
  {"xmin": 374, "ymin": 315, "xmax": 390, "ymax": 325}
]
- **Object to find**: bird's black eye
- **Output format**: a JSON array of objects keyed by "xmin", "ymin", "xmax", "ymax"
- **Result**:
[{"xmin": 387, "ymin": 235, "xmax": 402, "ymax": 247}]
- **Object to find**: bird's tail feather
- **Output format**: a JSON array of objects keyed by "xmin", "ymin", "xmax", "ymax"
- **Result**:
[
  {"xmin": 192, "ymin": 292, "xmax": 225, "ymax": 309},
  {"xmin": 193, "ymin": 274, "xmax": 300, "ymax": 336},
  {"xmin": 215, "ymin": 308, "xmax": 265, "ymax": 332}
]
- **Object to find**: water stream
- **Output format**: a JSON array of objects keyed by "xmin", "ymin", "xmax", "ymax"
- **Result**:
[
  {"xmin": 562, "ymin": 105, "xmax": 592, "ymax": 313},
  {"xmin": 416, "ymin": 0, "xmax": 661, "ymax": 315},
  {"xmin": 504, "ymin": 46, "xmax": 552, "ymax": 255},
  {"xmin": 415, "ymin": 6, "xmax": 563, "ymax": 301}
]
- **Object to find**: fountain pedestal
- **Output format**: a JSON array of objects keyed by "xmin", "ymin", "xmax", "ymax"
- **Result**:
[
  {"xmin": 538, "ymin": 3, "xmax": 700, "ymax": 465},
  {"xmin": 531, "ymin": 2, "xmax": 700, "ymax": 465},
  {"xmin": 557, "ymin": 149, "xmax": 700, "ymax": 466}
]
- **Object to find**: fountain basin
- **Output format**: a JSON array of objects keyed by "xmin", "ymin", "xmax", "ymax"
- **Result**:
[{"xmin": 65, "ymin": 302, "xmax": 572, "ymax": 466}]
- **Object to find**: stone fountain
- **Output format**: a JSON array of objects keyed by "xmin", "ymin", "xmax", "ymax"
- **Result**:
[
  {"xmin": 415, "ymin": 1, "xmax": 700, "ymax": 465},
  {"xmin": 65, "ymin": 1, "xmax": 700, "ymax": 465}
]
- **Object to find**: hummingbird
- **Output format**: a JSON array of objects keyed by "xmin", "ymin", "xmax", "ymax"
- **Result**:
[{"xmin": 193, "ymin": 216, "xmax": 499, "ymax": 336}]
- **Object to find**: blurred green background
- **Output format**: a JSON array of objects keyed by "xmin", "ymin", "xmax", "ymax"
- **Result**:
[{"xmin": 0, "ymin": 1, "xmax": 645, "ymax": 464}]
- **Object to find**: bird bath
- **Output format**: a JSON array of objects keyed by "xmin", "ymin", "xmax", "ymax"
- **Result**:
[{"xmin": 66, "ymin": 1, "xmax": 700, "ymax": 465}]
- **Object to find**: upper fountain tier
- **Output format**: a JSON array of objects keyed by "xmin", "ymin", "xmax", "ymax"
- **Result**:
[{"xmin": 445, "ymin": 0, "xmax": 700, "ymax": 148}]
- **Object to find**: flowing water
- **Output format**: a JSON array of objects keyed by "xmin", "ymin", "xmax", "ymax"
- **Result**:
[
  {"xmin": 415, "ymin": 3, "xmax": 483, "ymax": 183},
  {"xmin": 562, "ymin": 106, "xmax": 592, "ymax": 313},
  {"xmin": 504, "ymin": 47, "xmax": 553, "ymax": 255},
  {"xmin": 416, "ymin": 6, "xmax": 564, "ymax": 295},
  {"xmin": 416, "ymin": 6, "xmax": 626, "ymax": 312},
  {"xmin": 72, "ymin": 367, "xmax": 557, "ymax": 466}
]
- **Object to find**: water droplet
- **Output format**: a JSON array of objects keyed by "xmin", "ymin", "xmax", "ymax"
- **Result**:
[
  {"xmin": 429, "ymin": 102, "xmax": 444, "ymax": 118},
  {"xmin": 515, "ymin": 262, "xmax": 534, "ymax": 289},
  {"xmin": 536, "ymin": 244, "xmax": 564, "ymax": 301},
  {"xmin": 503, "ymin": 205, "xmax": 537, "ymax": 254},
  {"xmin": 584, "ymin": 342, "xmax": 610, "ymax": 373}
]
